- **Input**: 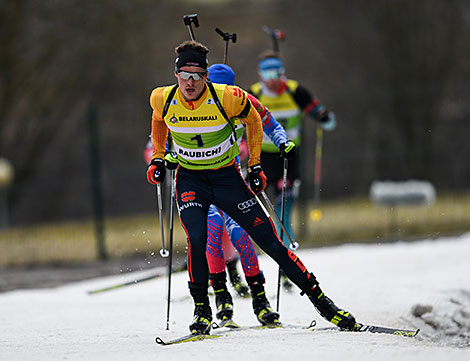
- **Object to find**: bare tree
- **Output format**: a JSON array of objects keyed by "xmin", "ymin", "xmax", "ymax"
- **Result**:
[{"xmin": 0, "ymin": 0, "xmax": 148, "ymax": 212}]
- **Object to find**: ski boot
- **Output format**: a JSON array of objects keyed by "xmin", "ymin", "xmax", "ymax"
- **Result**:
[
  {"xmin": 209, "ymin": 272, "xmax": 234, "ymax": 321},
  {"xmin": 188, "ymin": 282, "xmax": 213, "ymax": 335},
  {"xmin": 246, "ymin": 272, "xmax": 280, "ymax": 326},
  {"xmin": 301, "ymin": 273, "xmax": 356, "ymax": 330},
  {"xmin": 226, "ymin": 259, "xmax": 250, "ymax": 298}
]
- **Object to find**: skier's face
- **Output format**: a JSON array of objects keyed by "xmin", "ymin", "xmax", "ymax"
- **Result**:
[
  {"xmin": 175, "ymin": 66, "xmax": 208, "ymax": 100},
  {"xmin": 259, "ymin": 69, "xmax": 283, "ymax": 92},
  {"xmin": 264, "ymin": 78, "xmax": 283, "ymax": 92}
]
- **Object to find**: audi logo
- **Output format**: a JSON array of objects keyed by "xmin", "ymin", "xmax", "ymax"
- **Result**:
[{"xmin": 237, "ymin": 198, "xmax": 258, "ymax": 210}]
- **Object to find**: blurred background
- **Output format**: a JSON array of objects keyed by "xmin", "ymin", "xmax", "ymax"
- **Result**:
[{"xmin": 0, "ymin": 0, "xmax": 469, "ymax": 273}]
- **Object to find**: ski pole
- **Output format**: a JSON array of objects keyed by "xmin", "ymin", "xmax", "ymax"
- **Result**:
[
  {"xmin": 254, "ymin": 191, "xmax": 292, "ymax": 244},
  {"xmin": 259, "ymin": 190, "xmax": 299, "ymax": 250},
  {"xmin": 262, "ymin": 26, "xmax": 285, "ymax": 52},
  {"xmin": 215, "ymin": 27, "xmax": 237, "ymax": 64},
  {"xmin": 275, "ymin": 158, "xmax": 289, "ymax": 311},
  {"xmin": 156, "ymin": 183, "xmax": 169, "ymax": 257},
  {"xmin": 311, "ymin": 124, "xmax": 323, "ymax": 221},
  {"xmin": 165, "ymin": 169, "xmax": 176, "ymax": 330},
  {"xmin": 183, "ymin": 14, "xmax": 199, "ymax": 41}
]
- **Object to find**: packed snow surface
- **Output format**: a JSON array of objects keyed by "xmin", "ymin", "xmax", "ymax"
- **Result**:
[{"xmin": 1, "ymin": 233, "xmax": 469, "ymax": 360}]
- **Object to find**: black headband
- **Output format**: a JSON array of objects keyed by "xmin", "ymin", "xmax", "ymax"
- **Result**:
[{"xmin": 175, "ymin": 48, "xmax": 208, "ymax": 71}]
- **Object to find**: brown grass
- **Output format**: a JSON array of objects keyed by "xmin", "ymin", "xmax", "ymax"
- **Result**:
[{"xmin": 0, "ymin": 192, "xmax": 469, "ymax": 267}]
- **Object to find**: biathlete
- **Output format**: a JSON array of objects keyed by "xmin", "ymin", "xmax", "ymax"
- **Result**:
[
  {"xmin": 146, "ymin": 40, "xmax": 356, "ymax": 335},
  {"xmin": 156, "ymin": 63, "xmax": 292, "ymax": 326},
  {"xmin": 249, "ymin": 51, "xmax": 337, "ymax": 247}
]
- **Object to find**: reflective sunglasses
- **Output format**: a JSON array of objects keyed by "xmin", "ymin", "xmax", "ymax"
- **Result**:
[
  {"xmin": 259, "ymin": 69, "xmax": 282, "ymax": 81},
  {"xmin": 176, "ymin": 70, "xmax": 207, "ymax": 81}
]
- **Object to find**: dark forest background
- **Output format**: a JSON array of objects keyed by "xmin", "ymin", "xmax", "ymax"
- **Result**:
[{"xmin": 1, "ymin": 0, "xmax": 469, "ymax": 226}]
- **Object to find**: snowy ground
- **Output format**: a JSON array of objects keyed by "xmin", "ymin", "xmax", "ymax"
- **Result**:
[{"xmin": 1, "ymin": 234, "xmax": 469, "ymax": 361}]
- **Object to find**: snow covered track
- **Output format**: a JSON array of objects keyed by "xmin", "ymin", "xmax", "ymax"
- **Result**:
[
  {"xmin": 1, "ymin": 233, "xmax": 469, "ymax": 360},
  {"xmin": 155, "ymin": 321, "xmax": 419, "ymax": 345}
]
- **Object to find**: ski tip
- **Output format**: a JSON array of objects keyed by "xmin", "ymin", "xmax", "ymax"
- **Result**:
[
  {"xmin": 155, "ymin": 333, "xmax": 220, "ymax": 346},
  {"xmin": 393, "ymin": 329, "xmax": 420, "ymax": 337}
]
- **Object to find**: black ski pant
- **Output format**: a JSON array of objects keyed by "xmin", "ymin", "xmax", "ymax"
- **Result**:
[{"xmin": 175, "ymin": 163, "xmax": 313, "ymax": 290}]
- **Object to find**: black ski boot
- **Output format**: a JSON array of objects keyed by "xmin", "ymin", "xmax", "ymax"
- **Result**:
[
  {"xmin": 226, "ymin": 259, "xmax": 250, "ymax": 298},
  {"xmin": 301, "ymin": 273, "xmax": 356, "ymax": 330},
  {"xmin": 209, "ymin": 272, "xmax": 234, "ymax": 321},
  {"xmin": 188, "ymin": 282, "xmax": 213, "ymax": 335},
  {"xmin": 246, "ymin": 272, "xmax": 280, "ymax": 325}
]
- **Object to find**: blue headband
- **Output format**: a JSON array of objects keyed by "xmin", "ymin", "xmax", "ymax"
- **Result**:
[
  {"xmin": 258, "ymin": 57, "xmax": 284, "ymax": 72},
  {"xmin": 208, "ymin": 64, "xmax": 235, "ymax": 86}
]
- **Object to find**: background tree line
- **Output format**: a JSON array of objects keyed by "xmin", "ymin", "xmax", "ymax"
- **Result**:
[{"xmin": 0, "ymin": 0, "xmax": 468, "ymax": 226}]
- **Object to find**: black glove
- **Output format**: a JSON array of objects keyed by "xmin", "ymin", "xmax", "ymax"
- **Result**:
[
  {"xmin": 146, "ymin": 158, "xmax": 166, "ymax": 184},
  {"xmin": 280, "ymin": 140, "xmax": 296, "ymax": 160},
  {"xmin": 248, "ymin": 164, "xmax": 267, "ymax": 195},
  {"xmin": 164, "ymin": 152, "xmax": 179, "ymax": 170}
]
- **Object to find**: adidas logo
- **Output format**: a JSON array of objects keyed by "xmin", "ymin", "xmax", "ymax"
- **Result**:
[{"xmin": 252, "ymin": 217, "xmax": 264, "ymax": 227}]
